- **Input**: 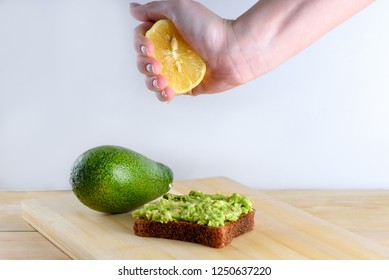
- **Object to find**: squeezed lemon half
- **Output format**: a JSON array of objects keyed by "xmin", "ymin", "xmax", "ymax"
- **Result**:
[{"xmin": 146, "ymin": 19, "xmax": 207, "ymax": 94}]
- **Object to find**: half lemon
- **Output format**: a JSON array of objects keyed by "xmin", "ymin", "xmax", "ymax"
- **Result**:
[{"xmin": 146, "ymin": 19, "xmax": 207, "ymax": 94}]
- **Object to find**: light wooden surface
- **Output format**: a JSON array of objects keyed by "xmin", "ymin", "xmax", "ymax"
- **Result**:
[
  {"xmin": 0, "ymin": 191, "xmax": 70, "ymax": 260},
  {"xmin": 2, "ymin": 177, "xmax": 389, "ymax": 259},
  {"xmin": 266, "ymin": 189, "xmax": 389, "ymax": 248}
]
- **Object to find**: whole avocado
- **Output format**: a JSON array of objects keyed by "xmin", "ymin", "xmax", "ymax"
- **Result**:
[{"xmin": 70, "ymin": 145, "xmax": 173, "ymax": 214}]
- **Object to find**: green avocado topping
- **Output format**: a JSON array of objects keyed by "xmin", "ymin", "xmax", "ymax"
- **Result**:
[{"xmin": 132, "ymin": 190, "xmax": 253, "ymax": 227}]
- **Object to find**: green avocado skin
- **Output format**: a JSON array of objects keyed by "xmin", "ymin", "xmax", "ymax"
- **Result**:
[{"xmin": 70, "ymin": 145, "xmax": 173, "ymax": 214}]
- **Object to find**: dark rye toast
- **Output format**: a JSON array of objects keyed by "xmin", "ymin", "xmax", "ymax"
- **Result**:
[
  {"xmin": 132, "ymin": 190, "xmax": 255, "ymax": 248},
  {"xmin": 133, "ymin": 209, "xmax": 255, "ymax": 248}
]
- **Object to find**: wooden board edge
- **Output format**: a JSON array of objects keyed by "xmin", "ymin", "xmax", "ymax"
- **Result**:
[{"xmin": 21, "ymin": 198, "xmax": 79, "ymax": 260}]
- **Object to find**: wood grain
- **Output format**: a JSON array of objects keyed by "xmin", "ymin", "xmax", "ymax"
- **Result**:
[
  {"xmin": 21, "ymin": 177, "xmax": 389, "ymax": 260},
  {"xmin": 0, "ymin": 232, "xmax": 70, "ymax": 260},
  {"xmin": 0, "ymin": 191, "xmax": 68, "ymax": 232},
  {"xmin": 267, "ymin": 189, "xmax": 389, "ymax": 248}
]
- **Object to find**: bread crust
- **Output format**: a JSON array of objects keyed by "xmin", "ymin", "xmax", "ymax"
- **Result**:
[{"xmin": 133, "ymin": 210, "xmax": 255, "ymax": 248}]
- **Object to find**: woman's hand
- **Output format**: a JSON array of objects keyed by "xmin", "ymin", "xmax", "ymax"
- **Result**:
[{"xmin": 130, "ymin": 0, "xmax": 260, "ymax": 102}]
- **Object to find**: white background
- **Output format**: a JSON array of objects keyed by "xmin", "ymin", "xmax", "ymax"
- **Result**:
[{"xmin": 0, "ymin": 0, "xmax": 388, "ymax": 191}]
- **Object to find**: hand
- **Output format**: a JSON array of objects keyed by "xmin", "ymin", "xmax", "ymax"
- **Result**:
[
  {"xmin": 131, "ymin": 0, "xmax": 374, "ymax": 103},
  {"xmin": 130, "ymin": 0, "xmax": 254, "ymax": 102}
]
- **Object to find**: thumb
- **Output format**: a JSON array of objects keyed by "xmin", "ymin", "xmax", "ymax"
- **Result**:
[{"xmin": 129, "ymin": 1, "xmax": 171, "ymax": 22}]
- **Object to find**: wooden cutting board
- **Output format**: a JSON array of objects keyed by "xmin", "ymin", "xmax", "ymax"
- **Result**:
[{"xmin": 21, "ymin": 177, "xmax": 389, "ymax": 259}]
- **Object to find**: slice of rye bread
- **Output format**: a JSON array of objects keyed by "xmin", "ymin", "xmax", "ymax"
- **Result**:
[{"xmin": 133, "ymin": 210, "xmax": 255, "ymax": 248}]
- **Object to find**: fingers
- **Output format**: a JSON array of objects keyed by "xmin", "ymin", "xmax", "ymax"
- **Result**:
[
  {"xmin": 136, "ymin": 55, "xmax": 161, "ymax": 76},
  {"xmin": 137, "ymin": 52, "xmax": 173, "ymax": 102},
  {"xmin": 133, "ymin": 22, "xmax": 154, "ymax": 56},
  {"xmin": 155, "ymin": 87, "xmax": 175, "ymax": 102},
  {"xmin": 130, "ymin": 2, "xmax": 179, "ymax": 102},
  {"xmin": 145, "ymin": 75, "xmax": 166, "ymax": 91}
]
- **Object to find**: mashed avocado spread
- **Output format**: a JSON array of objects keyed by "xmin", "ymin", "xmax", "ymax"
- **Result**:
[{"xmin": 132, "ymin": 190, "xmax": 253, "ymax": 227}]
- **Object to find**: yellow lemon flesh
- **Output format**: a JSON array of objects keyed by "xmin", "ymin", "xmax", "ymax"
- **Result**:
[{"xmin": 146, "ymin": 19, "xmax": 206, "ymax": 94}]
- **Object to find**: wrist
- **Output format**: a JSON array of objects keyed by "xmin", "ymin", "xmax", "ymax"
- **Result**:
[{"xmin": 230, "ymin": 18, "xmax": 271, "ymax": 78}]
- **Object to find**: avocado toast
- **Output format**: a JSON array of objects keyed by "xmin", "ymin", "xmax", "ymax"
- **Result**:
[{"xmin": 132, "ymin": 190, "xmax": 255, "ymax": 248}]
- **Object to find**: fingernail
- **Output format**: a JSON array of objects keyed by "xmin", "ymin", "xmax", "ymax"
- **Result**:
[
  {"xmin": 146, "ymin": 63, "xmax": 154, "ymax": 73},
  {"xmin": 161, "ymin": 90, "xmax": 168, "ymax": 100},
  {"xmin": 140, "ymin": 45, "xmax": 147, "ymax": 55},
  {"xmin": 130, "ymin": 2, "xmax": 141, "ymax": 8},
  {"xmin": 156, "ymin": 90, "xmax": 169, "ymax": 102},
  {"xmin": 152, "ymin": 79, "xmax": 159, "ymax": 89}
]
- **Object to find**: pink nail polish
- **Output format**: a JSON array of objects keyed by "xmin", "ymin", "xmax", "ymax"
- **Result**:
[
  {"xmin": 140, "ymin": 45, "xmax": 147, "ymax": 55},
  {"xmin": 152, "ymin": 79, "xmax": 158, "ymax": 89},
  {"xmin": 146, "ymin": 64, "xmax": 153, "ymax": 73},
  {"xmin": 161, "ymin": 90, "xmax": 168, "ymax": 99}
]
